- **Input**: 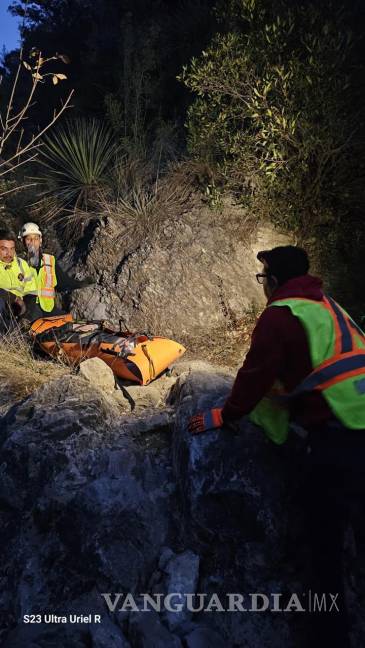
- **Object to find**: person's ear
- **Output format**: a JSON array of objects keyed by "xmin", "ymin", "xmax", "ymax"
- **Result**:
[{"xmin": 268, "ymin": 274, "xmax": 278, "ymax": 290}]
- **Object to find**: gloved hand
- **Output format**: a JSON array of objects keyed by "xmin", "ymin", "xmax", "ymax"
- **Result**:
[{"xmin": 188, "ymin": 407, "xmax": 223, "ymax": 435}]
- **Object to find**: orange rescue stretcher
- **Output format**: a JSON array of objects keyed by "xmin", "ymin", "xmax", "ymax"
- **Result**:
[{"xmin": 30, "ymin": 314, "xmax": 186, "ymax": 385}]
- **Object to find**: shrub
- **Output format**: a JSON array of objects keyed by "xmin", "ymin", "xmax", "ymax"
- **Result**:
[{"xmin": 181, "ymin": 0, "xmax": 364, "ymax": 231}]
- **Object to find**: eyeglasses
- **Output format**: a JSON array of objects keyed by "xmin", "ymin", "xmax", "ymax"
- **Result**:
[{"xmin": 255, "ymin": 273, "xmax": 268, "ymax": 284}]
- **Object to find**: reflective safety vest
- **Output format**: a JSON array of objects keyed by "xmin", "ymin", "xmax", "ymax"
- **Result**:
[
  {"xmin": 249, "ymin": 296, "xmax": 365, "ymax": 445},
  {"xmin": 0, "ymin": 256, "xmax": 37, "ymax": 298},
  {"xmin": 33, "ymin": 254, "xmax": 57, "ymax": 312}
]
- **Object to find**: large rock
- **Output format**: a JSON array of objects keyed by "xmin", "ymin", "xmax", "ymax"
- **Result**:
[
  {"xmin": 123, "ymin": 384, "xmax": 162, "ymax": 410},
  {"xmin": 129, "ymin": 609, "xmax": 182, "ymax": 647},
  {"xmin": 79, "ymin": 357, "xmax": 116, "ymax": 393},
  {"xmin": 0, "ymin": 374, "xmax": 177, "ymax": 645},
  {"xmin": 67, "ymin": 205, "xmax": 292, "ymax": 338},
  {"xmin": 1, "ymin": 360, "xmax": 364, "ymax": 647},
  {"xmin": 171, "ymin": 369, "xmax": 288, "ymax": 556},
  {"xmin": 161, "ymin": 550, "xmax": 200, "ymax": 631},
  {"xmin": 119, "ymin": 374, "xmax": 177, "ymax": 408},
  {"xmin": 171, "ymin": 368, "xmax": 293, "ymax": 646},
  {"xmin": 184, "ymin": 626, "xmax": 226, "ymax": 648}
]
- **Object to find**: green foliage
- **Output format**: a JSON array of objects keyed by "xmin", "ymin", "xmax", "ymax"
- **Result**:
[
  {"xmin": 181, "ymin": 0, "xmax": 364, "ymax": 230},
  {"xmin": 37, "ymin": 118, "xmax": 117, "ymax": 220}
]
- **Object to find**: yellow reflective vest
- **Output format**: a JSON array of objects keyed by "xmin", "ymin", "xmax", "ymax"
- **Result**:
[
  {"xmin": 0, "ymin": 256, "xmax": 37, "ymax": 298},
  {"xmin": 249, "ymin": 296, "xmax": 365, "ymax": 445},
  {"xmin": 32, "ymin": 253, "xmax": 57, "ymax": 312}
]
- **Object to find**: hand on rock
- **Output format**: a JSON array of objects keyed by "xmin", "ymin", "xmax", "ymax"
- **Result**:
[{"xmin": 188, "ymin": 407, "xmax": 223, "ymax": 435}]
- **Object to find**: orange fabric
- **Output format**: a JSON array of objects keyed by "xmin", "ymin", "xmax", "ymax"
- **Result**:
[
  {"xmin": 31, "ymin": 317, "xmax": 186, "ymax": 384},
  {"xmin": 322, "ymin": 297, "xmax": 342, "ymax": 356},
  {"xmin": 211, "ymin": 408, "xmax": 224, "ymax": 427},
  {"xmin": 30, "ymin": 313, "xmax": 73, "ymax": 336}
]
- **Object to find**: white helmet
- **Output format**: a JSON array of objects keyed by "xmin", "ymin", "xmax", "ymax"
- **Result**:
[{"xmin": 18, "ymin": 222, "xmax": 42, "ymax": 240}]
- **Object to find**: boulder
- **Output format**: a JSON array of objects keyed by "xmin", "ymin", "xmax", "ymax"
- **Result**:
[
  {"xmin": 112, "ymin": 388, "xmax": 133, "ymax": 411},
  {"xmin": 171, "ymin": 369, "xmax": 288, "ymax": 558},
  {"xmin": 1, "ymin": 359, "xmax": 364, "ymax": 647},
  {"xmin": 129, "ymin": 609, "xmax": 182, "ymax": 647},
  {"xmin": 79, "ymin": 357, "xmax": 116, "ymax": 393},
  {"xmin": 122, "ymin": 384, "xmax": 161, "ymax": 410},
  {"xmin": 171, "ymin": 368, "xmax": 293, "ymax": 646},
  {"xmin": 161, "ymin": 550, "xmax": 200, "ymax": 631},
  {"xmin": 184, "ymin": 626, "xmax": 227, "ymax": 648},
  {"xmin": 169, "ymin": 359, "xmax": 235, "ymax": 378},
  {"xmin": 68, "ymin": 208, "xmax": 292, "ymax": 338},
  {"xmin": 91, "ymin": 618, "xmax": 130, "ymax": 648},
  {"xmin": 0, "ymin": 374, "xmax": 176, "ymax": 645}
]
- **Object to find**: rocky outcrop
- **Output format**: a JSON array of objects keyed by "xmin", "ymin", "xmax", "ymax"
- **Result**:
[
  {"xmin": 65, "ymin": 203, "xmax": 291, "ymax": 337},
  {"xmin": 0, "ymin": 362, "xmax": 364, "ymax": 647}
]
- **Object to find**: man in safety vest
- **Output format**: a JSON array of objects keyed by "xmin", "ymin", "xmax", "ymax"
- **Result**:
[
  {"xmin": 189, "ymin": 245, "xmax": 365, "ymax": 648},
  {"xmin": 0, "ymin": 229, "xmax": 37, "ymax": 330},
  {"xmin": 18, "ymin": 222, "xmax": 93, "ymax": 321}
]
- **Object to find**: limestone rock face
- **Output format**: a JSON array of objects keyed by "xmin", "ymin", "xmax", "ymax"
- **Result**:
[
  {"xmin": 0, "ymin": 374, "xmax": 176, "ymax": 646},
  {"xmin": 67, "ymin": 206, "xmax": 292, "ymax": 338},
  {"xmin": 1, "ymin": 363, "xmax": 364, "ymax": 647},
  {"xmin": 129, "ymin": 610, "xmax": 182, "ymax": 648}
]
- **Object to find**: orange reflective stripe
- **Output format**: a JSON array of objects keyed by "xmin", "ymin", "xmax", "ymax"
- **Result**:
[
  {"xmin": 40, "ymin": 289, "xmax": 55, "ymax": 295},
  {"xmin": 322, "ymin": 297, "xmax": 342, "ymax": 356},
  {"xmin": 42, "ymin": 254, "xmax": 55, "ymax": 289},
  {"xmin": 323, "ymin": 296, "xmax": 357, "ymax": 354},
  {"xmin": 273, "ymin": 295, "xmax": 361, "ymax": 359}
]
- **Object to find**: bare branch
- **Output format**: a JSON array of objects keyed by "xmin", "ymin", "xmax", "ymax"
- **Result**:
[{"xmin": 0, "ymin": 89, "xmax": 74, "ymax": 177}]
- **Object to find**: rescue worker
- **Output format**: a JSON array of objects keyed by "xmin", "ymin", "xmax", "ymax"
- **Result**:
[
  {"xmin": 189, "ymin": 245, "xmax": 365, "ymax": 648},
  {"xmin": 0, "ymin": 229, "xmax": 37, "ymax": 330},
  {"xmin": 18, "ymin": 222, "xmax": 93, "ymax": 321}
]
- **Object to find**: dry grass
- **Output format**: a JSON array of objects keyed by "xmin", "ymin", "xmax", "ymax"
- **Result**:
[
  {"xmin": 0, "ymin": 324, "xmax": 70, "ymax": 413},
  {"xmin": 179, "ymin": 310, "xmax": 260, "ymax": 369},
  {"xmin": 97, "ymin": 158, "xmax": 195, "ymax": 244}
]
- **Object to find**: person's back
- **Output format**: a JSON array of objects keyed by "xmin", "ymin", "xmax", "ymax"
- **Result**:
[{"xmin": 221, "ymin": 272, "xmax": 335, "ymax": 429}]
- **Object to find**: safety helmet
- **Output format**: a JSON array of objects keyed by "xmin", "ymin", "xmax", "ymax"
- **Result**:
[{"xmin": 18, "ymin": 222, "xmax": 42, "ymax": 240}]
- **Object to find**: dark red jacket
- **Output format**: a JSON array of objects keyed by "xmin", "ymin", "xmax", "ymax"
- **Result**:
[{"xmin": 221, "ymin": 274, "xmax": 335, "ymax": 427}]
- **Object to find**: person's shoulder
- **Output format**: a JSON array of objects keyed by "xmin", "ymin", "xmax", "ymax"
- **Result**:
[
  {"xmin": 258, "ymin": 303, "xmax": 294, "ymax": 324},
  {"xmin": 16, "ymin": 255, "xmax": 32, "ymax": 269}
]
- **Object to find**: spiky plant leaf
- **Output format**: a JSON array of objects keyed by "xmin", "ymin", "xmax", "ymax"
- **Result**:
[{"xmin": 37, "ymin": 118, "xmax": 117, "ymax": 221}]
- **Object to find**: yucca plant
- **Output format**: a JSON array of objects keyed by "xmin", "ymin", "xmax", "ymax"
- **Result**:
[{"xmin": 36, "ymin": 118, "xmax": 117, "ymax": 223}]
